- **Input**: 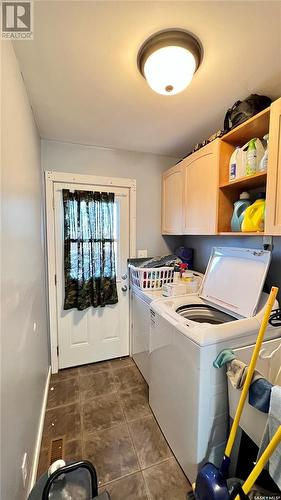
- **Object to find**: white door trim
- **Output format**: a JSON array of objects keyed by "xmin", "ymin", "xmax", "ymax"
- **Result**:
[{"xmin": 45, "ymin": 170, "xmax": 137, "ymax": 373}]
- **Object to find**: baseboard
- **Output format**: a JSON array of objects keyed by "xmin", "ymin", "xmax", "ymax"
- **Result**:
[{"xmin": 28, "ymin": 365, "xmax": 51, "ymax": 495}]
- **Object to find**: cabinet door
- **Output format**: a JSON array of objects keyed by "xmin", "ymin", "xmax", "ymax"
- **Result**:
[
  {"xmin": 183, "ymin": 140, "xmax": 219, "ymax": 234},
  {"xmin": 162, "ymin": 164, "xmax": 183, "ymax": 234},
  {"xmin": 265, "ymin": 98, "xmax": 281, "ymax": 235}
]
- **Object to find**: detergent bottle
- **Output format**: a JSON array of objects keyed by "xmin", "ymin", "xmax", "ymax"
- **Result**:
[
  {"xmin": 229, "ymin": 147, "xmax": 241, "ymax": 181},
  {"xmin": 241, "ymin": 193, "xmax": 266, "ymax": 232},
  {"xmin": 173, "ymin": 264, "xmax": 181, "ymax": 283},
  {"xmin": 245, "ymin": 138, "xmax": 258, "ymax": 176},
  {"xmin": 231, "ymin": 192, "xmax": 251, "ymax": 231},
  {"xmin": 259, "ymin": 134, "xmax": 269, "ymax": 172}
]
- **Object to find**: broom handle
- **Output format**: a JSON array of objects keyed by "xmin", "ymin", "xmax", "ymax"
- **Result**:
[
  {"xmin": 235, "ymin": 425, "xmax": 281, "ymax": 499},
  {"xmin": 225, "ymin": 286, "xmax": 278, "ymax": 458}
]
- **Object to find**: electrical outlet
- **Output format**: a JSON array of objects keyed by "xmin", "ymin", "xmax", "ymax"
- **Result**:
[
  {"xmin": 263, "ymin": 236, "xmax": 273, "ymax": 250},
  {"xmin": 21, "ymin": 453, "xmax": 27, "ymax": 488},
  {"xmin": 138, "ymin": 249, "xmax": 148, "ymax": 258}
]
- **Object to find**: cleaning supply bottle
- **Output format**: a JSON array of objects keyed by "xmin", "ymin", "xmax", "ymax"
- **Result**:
[
  {"xmin": 259, "ymin": 134, "xmax": 269, "ymax": 172},
  {"xmin": 173, "ymin": 264, "xmax": 181, "ymax": 283},
  {"xmin": 245, "ymin": 138, "xmax": 258, "ymax": 176},
  {"xmin": 229, "ymin": 147, "xmax": 241, "ymax": 181},
  {"xmin": 182, "ymin": 270, "xmax": 194, "ymax": 283},
  {"xmin": 241, "ymin": 193, "xmax": 266, "ymax": 232},
  {"xmin": 231, "ymin": 192, "xmax": 251, "ymax": 231},
  {"xmin": 179, "ymin": 263, "xmax": 188, "ymax": 280}
]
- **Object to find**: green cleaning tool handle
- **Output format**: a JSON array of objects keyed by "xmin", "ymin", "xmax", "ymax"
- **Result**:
[{"xmin": 224, "ymin": 286, "xmax": 278, "ymax": 459}]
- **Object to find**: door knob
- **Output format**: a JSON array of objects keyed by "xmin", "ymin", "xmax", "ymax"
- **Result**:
[
  {"xmin": 121, "ymin": 285, "xmax": 128, "ymax": 292},
  {"xmin": 121, "ymin": 273, "xmax": 128, "ymax": 280}
]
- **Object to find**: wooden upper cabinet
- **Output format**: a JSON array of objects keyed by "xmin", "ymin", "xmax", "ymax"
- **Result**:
[
  {"xmin": 162, "ymin": 163, "xmax": 183, "ymax": 234},
  {"xmin": 182, "ymin": 140, "xmax": 220, "ymax": 234},
  {"xmin": 265, "ymin": 97, "xmax": 281, "ymax": 235},
  {"xmin": 161, "ymin": 99, "xmax": 281, "ymax": 236}
]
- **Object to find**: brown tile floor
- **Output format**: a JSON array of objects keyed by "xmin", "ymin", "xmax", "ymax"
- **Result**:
[{"xmin": 38, "ymin": 357, "xmax": 191, "ymax": 499}]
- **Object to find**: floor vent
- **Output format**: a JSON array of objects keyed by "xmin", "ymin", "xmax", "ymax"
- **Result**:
[{"xmin": 49, "ymin": 437, "xmax": 65, "ymax": 465}]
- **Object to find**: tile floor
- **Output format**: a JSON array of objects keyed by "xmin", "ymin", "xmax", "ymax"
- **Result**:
[{"xmin": 38, "ymin": 357, "xmax": 191, "ymax": 499}]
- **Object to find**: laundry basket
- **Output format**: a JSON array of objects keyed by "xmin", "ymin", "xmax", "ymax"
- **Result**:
[{"xmin": 129, "ymin": 265, "xmax": 174, "ymax": 290}]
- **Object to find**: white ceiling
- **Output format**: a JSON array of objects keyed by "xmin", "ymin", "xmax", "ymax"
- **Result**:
[{"xmin": 13, "ymin": 1, "xmax": 281, "ymax": 157}]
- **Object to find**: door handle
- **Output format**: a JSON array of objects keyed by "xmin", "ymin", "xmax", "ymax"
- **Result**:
[{"xmin": 121, "ymin": 285, "xmax": 128, "ymax": 292}]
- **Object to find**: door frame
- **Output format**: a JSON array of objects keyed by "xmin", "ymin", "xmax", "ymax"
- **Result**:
[{"xmin": 45, "ymin": 170, "xmax": 137, "ymax": 373}]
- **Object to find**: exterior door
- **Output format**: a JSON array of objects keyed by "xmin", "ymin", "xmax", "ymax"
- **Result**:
[
  {"xmin": 183, "ymin": 140, "xmax": 219, "ymax": 234},
  {"xmin": 54, "ymin": 182, "xmax": 130, "ymax": 369}
]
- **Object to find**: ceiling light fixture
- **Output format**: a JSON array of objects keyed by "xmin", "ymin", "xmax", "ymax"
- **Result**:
[{"xmin": 137, "ymin": 29, "xmax": 203, "ymax": 96}]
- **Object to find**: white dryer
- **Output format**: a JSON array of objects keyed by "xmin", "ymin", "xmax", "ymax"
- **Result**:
[
  {"xmin": 130, "ymin": 286, "xmax": 163, "ymax": 383},
  {"xmin": 149, "ymin": 247, "xmax": 281, "ymax": 484}
]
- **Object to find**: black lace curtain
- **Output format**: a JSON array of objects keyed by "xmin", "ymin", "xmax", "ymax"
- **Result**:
[{"xmin": 63, "ymin": 189, "xmax": 118, "ymax": 310}]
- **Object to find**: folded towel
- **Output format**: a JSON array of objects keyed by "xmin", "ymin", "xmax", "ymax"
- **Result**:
[
  {"xmin": 140, "ymin": 255, "xmax": 181, "ymax": 268},
  {"xmin": 249, "ymin": 378, "xmax": 273, "ymax": 413},
  {"xmin": 226, "ymin": 359, "xmax": 248, "ymax": 389},
  {"xmin": 260, "ymin": 341, "xmax": 281, "ymax": 385},
  {"xmin": 226, "ymin": 360, "xmax": 264, "ymax": 391},
  {"xmin": 214, "ymin": 351, "xmax": 269, "ymax": 402},
  {"xmin": 257, "ymin": 385, "xmax": 281, "ymax": 489},
  {"xmin": 213, "ymin": 349, "xmax": 236, "ymax": 368}
]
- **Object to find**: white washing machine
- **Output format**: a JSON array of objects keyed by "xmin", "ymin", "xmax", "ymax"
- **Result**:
[{"xmin": 149, "ymin": 247, "xmax": 281, "ymax": 484}]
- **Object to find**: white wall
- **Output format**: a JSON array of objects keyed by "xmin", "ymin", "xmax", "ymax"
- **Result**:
[
  {"xmin": 42, "ymin": 139, "xmax": 181, "ymax": 256},
  {"xmin": 1, "ymin": 42, "xmax": 49, "ymax": 499},
  {"xmin": 184, "ymin": 234, "xmax": 281, "ymax": 300}
]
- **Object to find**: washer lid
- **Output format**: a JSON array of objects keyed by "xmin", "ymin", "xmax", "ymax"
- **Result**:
[{"xmin": 199, "ymin": 247, "xmax": 271, "ymax": 318}]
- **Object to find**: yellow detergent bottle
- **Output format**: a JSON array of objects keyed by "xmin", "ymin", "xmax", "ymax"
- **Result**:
[{"xmin": 241, "ymin": 194, "xmax": 265, "ymax": 232}]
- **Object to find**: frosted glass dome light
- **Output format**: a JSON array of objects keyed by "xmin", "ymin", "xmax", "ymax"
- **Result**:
[
  {"xmin": 144, "ymin": 46, "xmax": 196, "ymax": 95},
  {"xmin": 137, "ymin": 29, "xmax": 202, "ymax": 96}
]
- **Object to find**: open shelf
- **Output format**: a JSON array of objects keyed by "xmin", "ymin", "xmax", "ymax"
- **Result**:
[
  {"xmin": 222, "ymin": 107, "xmax": 270, "ymax": 146},
  {"xmin": 220, "ymin": 171, "xmax": 267, "ymax": 190},
  {"xmin": 217, "ymin": 105, "xmax": 271, "ymax": 233}
]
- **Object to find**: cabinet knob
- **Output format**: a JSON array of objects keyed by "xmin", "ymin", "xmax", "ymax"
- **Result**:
[
  {"xmin": 121, "ymin": 273, "xmax": 128, "ymax": 280},
  {"xmin": 121, "ymin": 285, "xmax": 128, "ymax": 292}
]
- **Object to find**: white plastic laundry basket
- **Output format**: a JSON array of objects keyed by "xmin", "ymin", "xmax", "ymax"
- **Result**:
[{"xmin": 130, "ymin": 265, "xmax": 174, "ymax": 290}]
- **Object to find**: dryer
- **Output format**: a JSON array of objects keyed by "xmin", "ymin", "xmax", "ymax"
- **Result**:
[
  {"xmin": 149, "ymin": 247, "xmax": 281, "ymax": 484},
  {"xmin": 130, "ymin": 285, "xmax": 163, "ymax": 383}
]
